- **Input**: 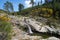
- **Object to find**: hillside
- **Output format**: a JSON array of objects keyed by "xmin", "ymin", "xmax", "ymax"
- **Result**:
[
  {"xmin": 0, "ymin": 1, "xmax": 60, "ymax": 40},
  {"xmin": 0, "ymin": 11, "xmax": 60, "ymax": 40},
  {"xmin": 15, "ymin": 2, "xmax": 60, "ymax": 19},
  {"xmin": 0, "ymin": 9, "xmax": 7, "ymax": 13}
]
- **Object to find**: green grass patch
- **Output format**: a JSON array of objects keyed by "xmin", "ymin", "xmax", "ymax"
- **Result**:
[{"xmin": 0, "ymin": 20, "xmax": 12, "ymax": 40}]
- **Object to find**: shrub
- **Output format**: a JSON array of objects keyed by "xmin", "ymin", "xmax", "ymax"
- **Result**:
[
  {"xmin": 0, "ymin": 14, "xmax": 11, "ymax": 21},
  {"xmin": 0, "ymin": 20, "xmax": 12, "ymax": 40},
  {"xmin": 30, "ymin": 7, "xmax": 53, "ymax": 17}
]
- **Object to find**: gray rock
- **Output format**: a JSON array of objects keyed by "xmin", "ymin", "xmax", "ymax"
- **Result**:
[{"xmin": 22, "ymin": 18, "xmax": 58, "ymax": 34}]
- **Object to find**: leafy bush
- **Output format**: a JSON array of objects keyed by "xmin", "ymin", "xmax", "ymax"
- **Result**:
[
  {"xmin": 0, "ymin": 14, "xmax": 11, "ymax": 21},
  {"xmin": 29, "ymin": 8, "xmax": 53, "ymax": 17}
]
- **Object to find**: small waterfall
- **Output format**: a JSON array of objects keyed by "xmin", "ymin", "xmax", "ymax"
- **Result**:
[
  {"xmin": 24, "ymin": 18, "xmax": 33, "ymax": 34},
  {"xmin": 27, "ymin": 24, "xmax": 33, "ymax": 34}
]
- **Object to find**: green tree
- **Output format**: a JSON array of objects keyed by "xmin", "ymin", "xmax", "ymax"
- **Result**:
[
  {"xmin": 45, "ymin": 0, "xmax": 48, "ymax": 3},
  {"xmin": 52, "ymin": 0, "xmax": 60, "ymax": 19},
  {"xmin": 38, "ymin": 2, "xmax": 40, "ymax": 6},
  {"xmin": 30, "ymin": 0, "xmax": 35, "ymax": 7},
  {"xmin": 52, "ymin": 0, "xmax": 56, "ymax": 18},
  {"xmin": 41, "ymin": 0, "xmax": 42, "ymax": 4},
  {"xmin": 40, "ymin": 0, "xmax": 43, "ymax": 14},
  {"xmin": 4, "ymin": 1, "xmax": 14, "ymax": 13},
  {"xmin": 19, "ymin": 3, "xmax": 24, "ymax": 12}
]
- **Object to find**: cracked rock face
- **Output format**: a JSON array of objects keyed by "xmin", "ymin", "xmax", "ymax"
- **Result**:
[
  {"xmin": 19, "ymin": 17, "xmax": 59, "ymax": 33},
  {"xmin": 10, "ymin": 16, "xmax": 60, "ymax": 35},
  {"xmin": 47, "ymin": 37, "xmax": 60, "ymax": 40},
  {"xmin": 9, "ymin": 16, "xmax": 60, "ymax": 40},
  {"xmin": 41, "ymin": 37, "xmax": 60, "ymax": 40}
]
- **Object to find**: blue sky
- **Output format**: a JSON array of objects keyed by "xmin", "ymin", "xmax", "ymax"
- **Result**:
[{"xmin": 0, "ymin": 0, "xmax": 45, "ymax": 11}]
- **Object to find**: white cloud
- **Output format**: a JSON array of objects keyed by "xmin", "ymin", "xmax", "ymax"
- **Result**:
[
  {"xmin": 24, "ymin": 0, "xmax": 37, "ymax": 8},
  {"xmin": 25, "ymin": 0, "xmax": 45, "ymax": 8},
  {"xmin": 25, "ymin": 0, "xmax": 32, "ymax": 8},
  {"xmin": 36, "ymin": 0, "xmax": 45, "ymax": 4}
]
